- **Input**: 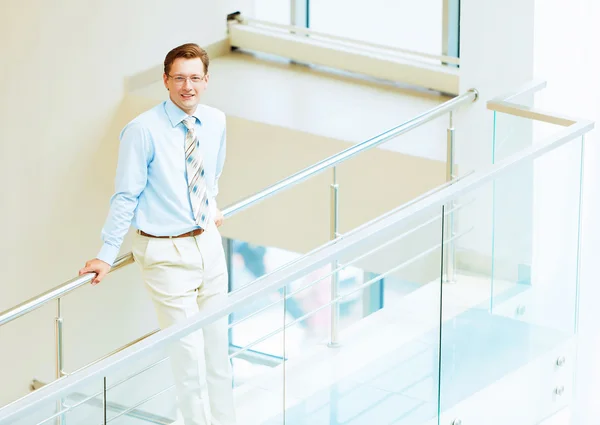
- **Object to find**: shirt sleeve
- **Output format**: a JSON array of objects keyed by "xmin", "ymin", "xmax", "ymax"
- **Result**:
[
  {"xmin": 97, "ymin": 123, "xmax": 153, "ymax": 265},
  {"xmin": 209, "ymin": 114, "xmax": 226, "ymax": 216}
]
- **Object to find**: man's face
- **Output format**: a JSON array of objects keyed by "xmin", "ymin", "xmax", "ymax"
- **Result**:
[{"xmin": 163, "ymin": 57, "xmax": 208, "ymax": 114}]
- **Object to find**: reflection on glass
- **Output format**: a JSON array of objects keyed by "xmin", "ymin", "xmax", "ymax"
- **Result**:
[
  {"xmin": 230, "ymin": 241, "xmax": 364, "ymax": 355},
  {"xmin": 229, "ymin": 240, "xmax": 367, "ymax": 360}
]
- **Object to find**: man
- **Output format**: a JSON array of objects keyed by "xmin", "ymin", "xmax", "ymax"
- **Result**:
[{"xmin": 79, "ymin": 43, "xmax": 236, "ymax": 425}]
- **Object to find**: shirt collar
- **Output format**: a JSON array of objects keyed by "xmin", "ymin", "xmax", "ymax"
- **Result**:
[{"xmin": 165, "ymin": 97, "xmax": 203, "ymax": 127}]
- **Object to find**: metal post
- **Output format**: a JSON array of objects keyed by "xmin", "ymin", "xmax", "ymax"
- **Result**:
[
  {"xmin": 328, "ymin": 166, "xmax": 340, "ymax": 348},
  {"xmin": 224, "ymin": 238, "xmax": 235, "ymax": 362},
  {"xmin": 103, "ymin": 376, "xmax": 108, "ymax": 425},
  {"xmin": 55, "ymin": 298, "xmax": 65, "ymax": 425},
  {"xmin": 55, "ymin": 298, "xmax": 65, "ymax": 378},
  {"xmin": 443, "ymin": 112, "xmax": 457, "ymax": 284}
]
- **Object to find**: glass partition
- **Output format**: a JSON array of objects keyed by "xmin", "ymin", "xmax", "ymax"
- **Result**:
[
  {"xmin": 0, "ymin": 124, "xmax": 588, "ymax": 425},
  {"xmin": 492, "ymin": 90, "xmax": 565, "ymax": 163},
  {"xmin": 7, "ymin": 380, "xmax": 104, "ymax": 425},
  {"xmin": 438, "ymin": 136, "xmax": 584, "ymax": 424},
  {"xmin": 228, "ymin": 240, "xmax": 289, "ymax": 387}
]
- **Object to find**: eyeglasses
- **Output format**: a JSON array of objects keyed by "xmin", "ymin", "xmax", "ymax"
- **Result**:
[{"xmin": 168, "ymin": 74, "xmax": 206, "ymax": 85}]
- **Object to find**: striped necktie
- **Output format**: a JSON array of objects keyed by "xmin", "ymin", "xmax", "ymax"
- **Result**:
[{"xmin": 182, "ymin": 117, "xmax": 210, "ymax": 227}]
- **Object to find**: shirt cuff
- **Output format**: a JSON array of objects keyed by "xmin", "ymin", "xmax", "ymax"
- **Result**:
[{"xmin": 97, "ymin": 243, "xmax": 120, "ymax": 267}]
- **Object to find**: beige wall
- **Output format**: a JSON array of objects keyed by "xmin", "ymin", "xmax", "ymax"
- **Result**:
[{"xmin": 0, "ymin": 0, "xmax": 238, "ymax": 406}]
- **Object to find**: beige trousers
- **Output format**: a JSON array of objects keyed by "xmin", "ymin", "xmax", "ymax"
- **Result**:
[{"xmin": 132, "ymin": 221, "xmax": 236, "ymax": 425}]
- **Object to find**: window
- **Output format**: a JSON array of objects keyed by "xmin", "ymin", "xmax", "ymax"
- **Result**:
[{"xmin": 251, "ymin": 0, "xmax": 460, "ymax": 59}]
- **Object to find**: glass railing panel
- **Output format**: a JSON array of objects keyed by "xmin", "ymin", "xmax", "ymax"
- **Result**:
[
  {"xmin": 103, "ymin": 346, "xmax": 176, "ymax": 424},
  {"xmin": 438, "ymin": 136, "xmax": 583, "ymax": 424},
  {"xmin": 106, "ymin": 386, "xmax": 177, "ymax": 425},
  {"xmin": 7, "ymin": 295, "xmax": 286, "ymax": 425},
  {"xmin": 7, "ymin": 379, "xmax": 105, "ymax": 425},
  {"xmin": 525, "ymin": 137, "xmax": 583, "ymax": 333},
  {"xmin": 229, "ymin": 282, "xmax": 286, "ymax": 424},
  {"xmin": 93, "ymin": 299, "xmax": 288, "ymax": 425},
  {"xmin": 437, "ymin": 176, "xmax": 498, "ymax": 424},
  {"xmin": 1, "ymin": 113, "xmax": 589, "ymax": 425},
  {"xmin": 492, "ymin": 89, "xmax": 535, "ymax": 163},
  {"xmin": 278, "ymin": 204, "xmax": 445, "ymax": 425},
  {"xmin": 491, "ymin": 138, "xmax": 583, "ymax": 329},
  {"xmin": 489, "ymin": 154, "xmax": 534, "ymax": 308},
  {"xmin": 57, "ymin": 381, "xmax": 108, "ymax": 425},
  {"xmin": 228, "ymin": 240, "xmax": 287, "ymax": 405},
  {"xmin": 230, "ymin": 238, "xmax": 370, "ymax": 360},
  {"xmin": 492, "ymin": 95, "xmax": 565, "ymax": 163}
]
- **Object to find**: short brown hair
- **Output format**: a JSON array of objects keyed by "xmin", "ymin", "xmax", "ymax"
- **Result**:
[{"xmin": 164, "ymin": 43, "xmax": 209, "ymax": 76}]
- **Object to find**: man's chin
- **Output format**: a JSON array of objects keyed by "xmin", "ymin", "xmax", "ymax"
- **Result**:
[{"xmin": 173, "ymin": 98, "xmax": 199, "ymax": 112}]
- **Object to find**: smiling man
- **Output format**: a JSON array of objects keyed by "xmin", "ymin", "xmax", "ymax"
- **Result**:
[{"xmin": 79, "ymin": 43, "xmax": 235, "ymax": 425}]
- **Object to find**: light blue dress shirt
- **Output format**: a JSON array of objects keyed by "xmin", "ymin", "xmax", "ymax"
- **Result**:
[{"xmin": 97, "ymin": 98, "xmax": 226, "ymax": 266}]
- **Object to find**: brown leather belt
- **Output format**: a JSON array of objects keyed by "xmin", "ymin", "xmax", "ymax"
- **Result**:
[{"xmin": 137, "ymin": 228, "xmax": 204, "ymax": 239}]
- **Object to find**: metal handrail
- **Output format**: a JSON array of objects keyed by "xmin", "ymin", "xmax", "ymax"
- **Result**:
[{"xmin": 0, "ymin": 89, "xmax": 478, "ymax": 328}]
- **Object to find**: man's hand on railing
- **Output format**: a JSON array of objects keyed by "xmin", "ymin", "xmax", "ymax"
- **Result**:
[{"xmin": 79, "ymin": 259, "xmax": 111, "ymax": 285}]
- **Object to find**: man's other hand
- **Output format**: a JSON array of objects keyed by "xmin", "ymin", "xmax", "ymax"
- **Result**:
[
  {"xmin": 79, "ymin": 259, "xmax": 111, "ymax": 285},
  {"xmin": 214, "ymin": 208, "xmax": 224, "ymax": 227}
]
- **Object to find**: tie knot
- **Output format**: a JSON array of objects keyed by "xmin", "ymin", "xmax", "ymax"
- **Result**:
[{"xmin": 183, "ymin": 117, "xmax": 195, "ymax": 130}]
